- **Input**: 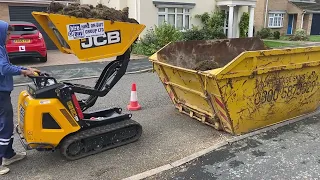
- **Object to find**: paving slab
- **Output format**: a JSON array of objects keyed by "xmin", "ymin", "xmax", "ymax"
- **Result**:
[{"xmin": 3, "ymin": 72, "xmax": 232, "ymax": 180}]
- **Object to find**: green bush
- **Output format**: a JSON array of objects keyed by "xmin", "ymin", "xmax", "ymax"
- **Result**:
[
  {"xmin": 239, "ymin": 12, "xmax": 249, "ymax": 38},
  {"xmin": 155, "ymin": 23, "xmax": 183, "ymax": 46},
  {"xmin": 257, "ymin": 28, "xmax": 272, "ymax": 39},
  {"xmin": 273, "ymin": 31, "xmax": 280, "ymax": 39},
  {"xmin": 132, "ymin": 23, "xmax": 183, "ymax": 56},
  {"xmin": 290, "ymin": 29, "xmax": 309, "ymax": 41},
  {"xmin": 181, "ymin": 26, "xmax": 226, "ymax": 41},
  {"xmin": 195, "ymin": 11, "xmax": 227, "ymax": 39},
  {"xmin": 132, "ymin": 10, "xmax": 227, "ymax": 56},
  {"xmin": 182, "ymin": 26, "xmax": 207, "ymax": 41},
  {"xmin": 131, "ymin": 28, "xmax": 158, "ymax": 56}
]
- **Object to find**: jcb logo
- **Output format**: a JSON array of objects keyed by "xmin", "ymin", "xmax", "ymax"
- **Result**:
[
  {"xmin": 67, "ymin": 101, "xmax": 79, "ymax": 121},
  {"xmin": 80, "ymin": 30, "xmax": 121, "ymax": 49}
]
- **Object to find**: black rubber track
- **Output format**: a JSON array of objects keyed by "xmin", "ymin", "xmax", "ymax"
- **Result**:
[{"xmin": 59, "ymin": 119, "xmax": 142, "ymax": 160}]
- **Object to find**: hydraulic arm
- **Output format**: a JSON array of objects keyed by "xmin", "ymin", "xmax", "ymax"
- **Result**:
[{"xmin": 64, "ymin": 48, "xmax": 132, "ymax": 111}]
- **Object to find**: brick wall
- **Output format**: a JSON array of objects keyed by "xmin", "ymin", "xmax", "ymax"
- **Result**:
[
  {"xmin": 304, "ymin": 13, "xmax": 313, "ymax": 35},
  {"xmin": 288, "ymin": 2, "xmax": 303, "ymax": 35},
  {"xmin": 254, "ymin": 0, "xmax": 304, "ymax": 35},
  {"xmin": 254, "ymin": 0, "xmax": 266, "ymax": 31},
  {"xmin": 287, "ymin": 2, "xmax": 302, "ymax": 13},
  {"xmin": 0, "ymin": 3, "xmax": 10, "ymax": 22},
  {"xmin": 293, "ymin": 14, "xmax": 298, "ymax": 34},
  {"xmin": 267, "ymin": 0, "xmax": 289, "ymax": 35},
  {"xmin": 254, "ymin": 0, "xmax": 290, "ymax": 33},
  {"xmin": 267, "ymin": 0, "xmax": 288, "ymax": 10}
]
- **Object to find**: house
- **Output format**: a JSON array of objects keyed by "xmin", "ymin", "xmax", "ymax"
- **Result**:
[
  {"xmin": 0, "ymin": 0, "xmax": 75, "ymax": 50},
  {"xmin": 80, "ymin": 0, "xmax": 258, "ymax": 38},
  {"xmin": 0, "ymin": 0, "xmax": 261, "ymax": 50},
  {"xmin": 254, "ymin": 0, "xmax": 320, "ymax": 36}
]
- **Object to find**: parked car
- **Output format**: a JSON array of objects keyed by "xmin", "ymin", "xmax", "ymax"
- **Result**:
[{"xmin": 6, "ymin": 21, "xmax": 47, "ymax": 62}]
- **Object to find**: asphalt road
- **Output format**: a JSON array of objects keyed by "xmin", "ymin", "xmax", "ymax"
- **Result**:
[
  {"xmin": 13, "ymin": 58, "xmax": 151, "ymax": 84},
  {"xmin": 149, "ymin": 112, "xmax": 320, "ymax": 180},
  {"xmin": 4, "ymin": 72, "xmax": 230, "ymax": 180},
  {"xmin": 6, "ymin": 57, "xmax": 320, "ymax": 180}
]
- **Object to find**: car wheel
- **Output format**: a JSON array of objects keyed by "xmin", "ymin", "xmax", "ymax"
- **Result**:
[{"xmin": 39, "ymin": 54, "xmax": 47, "ymax": 62}]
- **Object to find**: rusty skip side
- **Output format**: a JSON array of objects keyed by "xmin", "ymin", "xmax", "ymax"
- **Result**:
[
  {"xmin": 152, "ymin": 62, "xmax": 221, "ymax": 128},
  {"xmin": 150, "ymin": 38, "xmax": 320, "ymax": 135},
  {"xmin": 216, "ymin": 46, "xmax": 320, "ymax": 135}
]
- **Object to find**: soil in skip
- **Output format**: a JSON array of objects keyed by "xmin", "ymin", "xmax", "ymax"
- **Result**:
[
  {"xmin": 157, "ymin": 37, "xmax": 268, "ymax": 71},
  {"xmin": 47, "ymin": 1, "xmax": 138, "ymax": 24}
]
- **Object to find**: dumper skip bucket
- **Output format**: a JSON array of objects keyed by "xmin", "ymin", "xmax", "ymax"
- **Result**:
[
  {"xmin": 149, "ymin": 37, "xmax": 320, "ymax": 135},
  {"xmin": 32, "ymin": 12, "xmax": 145, "ymax": 61}
]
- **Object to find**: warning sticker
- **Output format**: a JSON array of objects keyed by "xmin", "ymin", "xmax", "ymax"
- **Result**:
[{"xmin": 66, "ymin": 21, "xmax": 105, "ymax": 40}]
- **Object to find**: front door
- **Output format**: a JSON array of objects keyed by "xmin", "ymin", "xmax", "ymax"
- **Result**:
[
  {"xmin": 287, "ymin": 14, "xmax": 294, "ymax": 35},
  {"xmin": 311, "ymin": 14, "xmax": 320, "ymax": 35}
]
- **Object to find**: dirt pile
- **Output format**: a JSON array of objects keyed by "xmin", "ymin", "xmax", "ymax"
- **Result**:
[
  {"xmin": 157, "ymin": 37, "xmax": 268, "ymax": 71},
  {"xmin": 194, "ymin": 60, "xmax": 221, "ymax": 71},
  {"xmin": 47, "ymin": 1, "xmax": 138, "ymax": 24}
]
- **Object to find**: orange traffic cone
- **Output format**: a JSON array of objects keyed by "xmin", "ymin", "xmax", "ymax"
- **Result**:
[{"xmin": 127, "ymin": 83, "xmax": 141, "ymax": 111}]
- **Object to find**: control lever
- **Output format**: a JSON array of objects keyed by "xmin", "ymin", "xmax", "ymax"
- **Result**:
[{"xmin": 28, "ymin": 72, "xmax": 58, "ymax": 88}]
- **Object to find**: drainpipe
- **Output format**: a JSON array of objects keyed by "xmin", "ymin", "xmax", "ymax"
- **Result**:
[
  {"xmin": 301, "ymin": 10, "xmax": 306, "ymax": 29},
  {"xmin": 136, "ymin": 0, "xmax": 141, "ymax": 39},
  {"xmin": 264, "ymin": 0, "xmax": 269, "ymax": 28},
  {"xmin": 135, "ymin": 0, "xmax": 138, "ymax": 20}
]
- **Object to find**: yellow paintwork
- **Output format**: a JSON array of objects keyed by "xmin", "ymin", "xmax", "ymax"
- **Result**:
[
  {"xmin": 150, "ymin": 43, "xmax": 320, "ymax": 135},
  {"xmin": 15, "ymin": 12, "xmax": 146, "ymax": 149},
  {"xmin": 31, "ymin": 12, "xmax": 145, "ymax": 61},
  {"xmin": 17, "ymin": 91, "xmax": 80, "ymax": 148}
]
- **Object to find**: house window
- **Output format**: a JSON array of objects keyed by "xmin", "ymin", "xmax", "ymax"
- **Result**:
[
  {"xmin": 268, "ymin": 13, "xmax": 285, "ymax": 28},
  {"xmin": 158, "ymin": 7, "xmax": 191, "ymax": 30}
]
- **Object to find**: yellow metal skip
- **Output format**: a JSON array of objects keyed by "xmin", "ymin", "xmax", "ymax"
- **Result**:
[
  {"xmin": 31, "ymin": 12, "xmax": 145, "ymax": 61},
  {"xmin": 150, "ymin": 39, "xmax": 320, "ymax": 135}
]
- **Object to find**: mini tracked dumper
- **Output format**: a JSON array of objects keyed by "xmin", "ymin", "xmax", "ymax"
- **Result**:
[{"xmin": 15, "ymin": 11, "xmax": 146, "ymax": 160}]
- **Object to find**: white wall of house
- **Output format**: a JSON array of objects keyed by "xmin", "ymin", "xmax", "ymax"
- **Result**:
[
  {"xmin": 80, "ymin": 0, "xmax": 216, "ymax": 36},
  {"xmin": 142, "ymin": 0, "xmax": 218, "ymax": 35},
  {"xmin": 79, "ymin": 0, "xmax": 255, "ymax": 38},
  {"xmin": 220, "ymin": 6, "xmax": 249, "ymax": 38},
  {"xmin": 80, "ymin": 0, "xmax": 124, "ymax": 8}
]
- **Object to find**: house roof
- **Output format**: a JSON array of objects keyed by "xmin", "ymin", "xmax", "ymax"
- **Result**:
[{"xmin": 291, "ymin": 0, "xmax": 320, "ymax": 12}]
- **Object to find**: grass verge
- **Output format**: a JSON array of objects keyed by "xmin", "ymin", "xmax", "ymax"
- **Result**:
[
  {"xmin": 309, "ymin": 35, "xmax": 320, "ymax": 42},
  {"xmin": 263, "ymin": 40, "xmax": 300, "ymax": 48}
]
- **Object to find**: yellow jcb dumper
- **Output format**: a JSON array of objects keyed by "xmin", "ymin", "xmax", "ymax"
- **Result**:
[{"xmin": 15, "ymin": 12, "xmax": 145, "ymax": 160}]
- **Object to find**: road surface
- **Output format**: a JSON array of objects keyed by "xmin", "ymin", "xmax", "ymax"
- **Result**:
[
  {"xmin": 148, "ymin": 112, "xmax": 320, "ymax": 180},
  {"xmin": 13, "ymin": 58, "xmax": 151, "ymax": 84},
  {"xmin": 5, "ymin": 59, "xmax": 320, "ymax": 180},
  {"xmin": 4, "ymin": 71, "xmax": 230, "ymax": 180}
]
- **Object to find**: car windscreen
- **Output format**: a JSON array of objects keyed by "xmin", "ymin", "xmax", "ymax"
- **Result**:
[{"xmin": 10, "ymin": 25, "xmax": 38, "ymax": 35}]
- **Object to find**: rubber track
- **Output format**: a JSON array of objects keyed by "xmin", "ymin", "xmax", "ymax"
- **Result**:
[{"xmin": 59, "ymin": 119, "xmax": 142, "ymax": 160}]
